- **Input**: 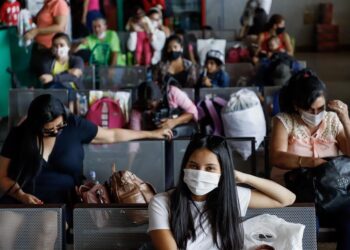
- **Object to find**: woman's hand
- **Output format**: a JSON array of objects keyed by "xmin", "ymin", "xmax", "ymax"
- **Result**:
[
  {"xmin": 18, "ymin": 193, "xmax": 43, "ymax": 205},
  {"xmin": 158, "ymin": 118, "xmax": 176, "ymax": 129},
  {"xmin": 328, "ymin": 100, "xmax": 350, "ymax": 124},
  {"xmin": 234, "ymin": 170, "xmax": 248, "ymax": 184},
  {"xmin": 24, "ymin": 28, "xmax": 39, "ymax": 41},
  {"xmin": 151, "ymin": 128, "xmax": 173, "ymax": 140},
  {"xmin": 39, "ymin": 74, "xmax": 53, "ymax": 84}
]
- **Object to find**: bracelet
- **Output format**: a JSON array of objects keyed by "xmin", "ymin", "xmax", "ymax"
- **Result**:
[{"xmin": 298, "ymin": 156, "xmax": 302, "ymax": 168}]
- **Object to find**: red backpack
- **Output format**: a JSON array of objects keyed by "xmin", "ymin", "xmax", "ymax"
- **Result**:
[{"xmin": 86, "ymin": 98, "xmax": 126, "ymax": 128}]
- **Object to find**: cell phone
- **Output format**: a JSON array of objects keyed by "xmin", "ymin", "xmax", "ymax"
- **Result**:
[{"xmin": 203, "ymin": 69, "xmax": 207, "ymax": 77}]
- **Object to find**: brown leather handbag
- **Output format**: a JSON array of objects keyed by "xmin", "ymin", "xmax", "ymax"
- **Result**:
[
  {"xmin": 76, "ymin": 182, "xmax": 111, "ymax": 228},
  {"xmin": 109, "ymin": 164, "xmax": 156, "ymax": 224}
]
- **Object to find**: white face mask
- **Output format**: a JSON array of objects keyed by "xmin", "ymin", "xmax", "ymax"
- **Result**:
[
  {"xmin": 8, "ymin": 0, "xmax": 16, "ymax": 3},
  {"xmin": 97, "ymin": 31, "xmax": 106, "ymax": 40},
  {"xmin": 300, "ymin": 110, "xmax": 325, "ymax": 127},
  {"xmin": 54, "ymin": 46, "xmax": 69, "ymax": 58},
  {"xmin": 183, "ymin": 169, "xmax": 221, "ymax": 196}
]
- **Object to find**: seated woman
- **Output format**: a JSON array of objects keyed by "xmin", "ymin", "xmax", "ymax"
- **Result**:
[
  {"xmin": 130, "ymin": 80, "xmax": 198, "ymax": 131},
  {"xmin": 149, "ymin": 134, "xmax": 296, "ymax": 250},
  {"xmin": 253, "ymin": 14, "xmax": 293, "ymax": 63},
  {"xmin": 0, "ymin": 94, "xmax": 172, "ymax": 248},
  {"xmin": 270, "ymin": 69, "xmax": 350, "ymax": 250},
  {"xmin": 38, "ymin": 32, "xmax": 84, "ymax": 112},
  {"xmin": 153, "ymin": 35, "xmax": 198, "ymax": 88}
]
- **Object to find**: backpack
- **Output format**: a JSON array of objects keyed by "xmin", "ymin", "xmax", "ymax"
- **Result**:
[
  {"xmin": 197, "ymin": 96, "xmax": 227, "ymax": 136},
  {"xmin": 226, "ymin": 46, "xmax": 250, "ymax": 64},
  {"xmin": 265, "ymin": 53, "xmax": 301, "ymax": 86},
  {"xmin": 86, "ymin": 98, "xmax": 126, "ymax": 128}
]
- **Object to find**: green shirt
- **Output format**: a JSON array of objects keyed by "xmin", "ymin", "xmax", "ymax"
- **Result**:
[{"xmin": 79, "ymin": 30, "xmax": 121, "ymax": 65}]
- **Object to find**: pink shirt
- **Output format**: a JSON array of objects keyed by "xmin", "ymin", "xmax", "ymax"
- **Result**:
[
  {"xmin": 271, "ymin": 111, "xmax": 343, "ymax": 184},
  {"xmin": 130, "ymin": 85, "xmax": 198, "ymax": 131},
  {"xmin": 88, "ymin": 0, "xmax": 100, "ymax": 11},
  {"xmin": 35, "ymin": 0, "xmax": 69, "ymax": 48}
]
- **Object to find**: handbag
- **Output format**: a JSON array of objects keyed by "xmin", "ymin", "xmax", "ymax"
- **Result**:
[
  {"xmin": 109, "ymin": 164, "xmax": 156, "ymax": 224},
  {"xmin": 76, "ymin": 182, "xmax": 111, "ymax": 228},
  {"xmin": 313, "ymin": 156, "xmax": 350, "ymax": 213},
  {"xmin": 284, "ymin": 168, "xmax": 315, "ymax": 203}
]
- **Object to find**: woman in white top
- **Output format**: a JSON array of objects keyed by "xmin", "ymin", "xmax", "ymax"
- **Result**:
[{"xmin": 148, "ymin": 134, "xmax": 296, "ymax": 250}]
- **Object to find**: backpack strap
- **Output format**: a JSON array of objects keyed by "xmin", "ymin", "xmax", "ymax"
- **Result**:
[{"xmin": 204, "ymin": 98, "xmax": 224, "ymax": 136}]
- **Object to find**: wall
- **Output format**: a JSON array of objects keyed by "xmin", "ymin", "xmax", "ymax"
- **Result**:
[{"xmin": 206, "ymin": 0, "xmax": 350, "ymax": 47}]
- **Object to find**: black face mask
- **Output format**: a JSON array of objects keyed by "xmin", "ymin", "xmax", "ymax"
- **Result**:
[
  {"xmin": 276, "ymin": 27, "xmax": 285, "ymax": 35},
  {"xmin": 168, "ymin": 51, "xmax": 182, "ymax": 61}
]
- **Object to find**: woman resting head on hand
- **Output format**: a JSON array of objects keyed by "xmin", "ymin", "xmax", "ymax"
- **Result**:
[{"xmin": 148, "ymin": 134, "xmax": 296, "ymax": 250}]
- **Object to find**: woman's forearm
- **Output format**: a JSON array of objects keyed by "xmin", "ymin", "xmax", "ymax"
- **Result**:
[
  {"xmin": 172, "ymin": 113, "xmax": 193, "ymax": 127},
  {"xmin": 270, "ymin": 151, "xmax": 324, "ymax": 170},
  {"xmin": 245, "ymin": 174, "xmax": 296, "ymax": 206}
]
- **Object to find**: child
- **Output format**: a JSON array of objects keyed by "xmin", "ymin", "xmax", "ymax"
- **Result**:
[
  {"xmin": 267, "ymin": 35, "xmax": 286, "ymax": 57},
  {"xmin": 126, "ymin": 6, "xmax": 154, "ymax": 66},
  {"xmin": 198, "ymin": 50, "xmax": 230, "ymax": 88}
]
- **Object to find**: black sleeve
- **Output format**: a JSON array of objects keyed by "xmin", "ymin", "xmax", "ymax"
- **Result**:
[
  {"xmin": 71, "ymin": 115, "xmax": 98, "ymax": 144},
  {"xmin": 1, "ymin": 128, "xmax": 20, "ymax": 159},
  {"xmin": 39, "ymin": 56, "xmax": 54, "ymax": 76}
]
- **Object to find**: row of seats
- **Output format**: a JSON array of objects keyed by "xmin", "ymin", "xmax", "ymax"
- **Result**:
[
  {"xmin": 81, "ymin": 63, "xmax": 256, "ymax": 89},
  {"xmin": 0, "ymin": 203, "xmax": 317, "ymax": 250}
]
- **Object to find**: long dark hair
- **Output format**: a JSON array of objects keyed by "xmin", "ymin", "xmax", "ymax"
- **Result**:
[
  {"xmin": 11, "ymin": 94, "xmax": 67, "ymax": 186},
  {"xmin": 265, "ymin": 14, "xmax": 284, "ymax": 31},
  {"xmin": 133, "ymin": 81, "xmax": 162, "ymax": 112},
  {"xmin": 169, "ymin": 134, "xmax": 243, "ymax": 250},
  {"xmin": 279, "ymin": 69, "xmax": 327, "ymax": 114}
]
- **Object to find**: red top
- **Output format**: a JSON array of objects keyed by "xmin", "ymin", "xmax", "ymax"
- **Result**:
[
  {"xmin": 0, "ymin": 1, "xmax": 21, "ymax": 26},
  {"xmin": 142, "ymin": 0, "xmax": 165, "ymax": 13},
  {"xmin": 260, "ymin": 32, "xmax": 286, "ymax": 53}
]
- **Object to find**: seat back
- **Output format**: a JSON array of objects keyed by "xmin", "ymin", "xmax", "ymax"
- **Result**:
[
  {"xmin": 98, "ymin": 66, "xmax": 147, "ymax": 90},
  {"xmin": 8, "ymin": 89, "xmax": 68, "ymax": 128},
  {"xmin": 199, "ymin": 86, "xmax": 260, "ymax": 101},
  {"xmin": 225, "ymin": 63, "xmax": 255, "ymax": 86},
  {"xmin": 245, "ymin": 205, "xmax": 317, "ymax": 250},
  {"xmin": 74, "ymin": 204, "xmax": 150, "ymax": 250},
  {"xmin": 83, "ymin": 140, "xmax": 166, "ymax": 192},
  {"xmin": 0, "ymin": 204, "xmax": 65, "ymax": 250}
]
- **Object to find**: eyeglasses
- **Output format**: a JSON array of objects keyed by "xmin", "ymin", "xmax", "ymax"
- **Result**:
[{"xmin": 42, "ymin": 122, "xmax": 67, "ymax": 134}]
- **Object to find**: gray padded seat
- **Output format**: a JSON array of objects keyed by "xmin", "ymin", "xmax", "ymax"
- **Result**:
[
  {"xmin": 0, "ymin": 205, "xmax": 65, "ymax": 250},
  {"xmin": 8, "ymin": 89, "xmax": 68, "ymax": 128},
  {"xmin": 83, "ymin": 140, "xmax": 166, "ymax": 192}
]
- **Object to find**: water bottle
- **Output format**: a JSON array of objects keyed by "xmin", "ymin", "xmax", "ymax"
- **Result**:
[
  {"xmin": 77, "ymin": 93, "xmax": 88, "ymax": 116},
  {"xmin": 89, "ymin": 170, "xmax": 99, "ymax": 184},
  {"xmin": 101, "ymin": 102, "xmax": 109, "ymax": 128}
]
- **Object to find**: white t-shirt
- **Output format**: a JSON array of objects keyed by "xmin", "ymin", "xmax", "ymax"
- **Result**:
[
  {"xmin": 148, "ymin": 186, "xmax": 251, "ymax": 250},
  {"xmin": 259, "ymin": 0, "xmax": 272, "ymax": 15}
]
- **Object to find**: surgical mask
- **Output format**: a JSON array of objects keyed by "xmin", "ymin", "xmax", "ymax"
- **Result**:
[
  {"xmin": 168, "ymin": 51, "xmax": 182, "ymax": 61},
  {"xmin": 97, "ymin": 31, "xmax": 106, "ymax": 40},
  {"xmin": 183, "ymin": 169, "xmax": 221, "ymax": 196},
  {"xmin": 300, "ymin": 110, "xmax": 325, "ymax": 127},
  {"xmin": 53, "ymin": 46, "xmax": 69, "ymax": 58},
  {"xmin": 276, "ymin": 27, "xmax": 285, "ymax": 35}
]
